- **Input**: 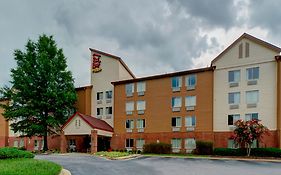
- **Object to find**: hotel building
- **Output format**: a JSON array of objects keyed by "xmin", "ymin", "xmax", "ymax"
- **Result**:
[{"xmin": 1, "ymin": 33, "xmax": 281, "ymax": 152}]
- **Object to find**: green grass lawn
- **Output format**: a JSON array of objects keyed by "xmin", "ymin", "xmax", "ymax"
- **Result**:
[
  {"xmin": 0, "ymin": 158, "xmax": 61, "ymax": 175},
  {"xmin": 95, "ymin": 151, "xmax": 130, "ymax": 159}
]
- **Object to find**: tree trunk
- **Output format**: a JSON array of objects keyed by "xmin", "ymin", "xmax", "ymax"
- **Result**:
[
  {"xmin": 43, "ymin": 112, "xmax": 48, "ymax": 151},
  {"xmin": 246, "ymin": 143, "xmax": 251, "ymax": 157},
  {"xmin": 43, "ymin": 125, "xmax": 48, "ymax": 151}
]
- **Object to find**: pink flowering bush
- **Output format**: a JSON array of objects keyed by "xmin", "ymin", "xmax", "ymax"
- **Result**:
[{"xmin": 231, "ymin": 119, "xmax": 269, "ymax": 156}]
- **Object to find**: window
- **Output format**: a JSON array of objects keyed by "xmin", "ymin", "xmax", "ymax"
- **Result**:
[
  {"xmin": 136, "ymin": 138, "xmax": 145, "ymax": 149},
  {"xmin": 171, "ymin": 77, "xmax": 182, "ymax": 91},
  {"xmin": 245, "ymin": 42, "xmax": 250, "ymax": 57},
  {"xmin": 172, "ymin": 117, "xmax": 181, "ymax": 127},
  {"xmin": 137, "ymin": 82, "xmax": 146, "ymax": 95},
  {"xmin": 252, "ymin": 139, "xmax": 258, "ymax": 148},
  {"xmin": 172, "ymin": 97, "xmax": 182, "ymax": 109},
  {"xmin": 185, "ymin": 116, "xmax": 196, "ymax": 127},
  {"xmin": 246, "ymin": 90, "xmax": 259, "ymax": 104},
  {"xmin": 126, "ymin": 101, "xmax": 134, "ymax": 115},
  {"xmin": 34, "ymin": 140, "xmax": 38, "ymax": 147},
  {"xmin": 106, "ymin": 91, "xmax": 112, "ymax": 99},
  {"xmin": 185, "ymin": 96, "xmax": 196, "ymax": 108},
  {"xmin": 69, "ymin": 139, "xmax": 76, "ymax": 146},
  {"xmin": 125, "ymin": 83, "xmax": 134, "ymax": 97},
  {"xmin": 228, "ymin": 114, "xmax": 240, "ymax": 125},
  {"xmin": 239, "ymin": 43, "xmax": 243, "ymax": 58},
  {"xmin": 228, "ymin": 70, "xmax": 240, "ymax": 83},
  {"xmin": 137, "ymin": 101, "xmax": 146, "ymax": 114},
  {"xmin": 13, "ymin": 140, "xmax": 18, "ymax": 147},
  {"xmin": 185, "ymin": 138, "xmax": 196, "ymax": 150},
  {"xmin": 19, "ymin": 138, "xmax": 24, "ymax": 148},
  {"xmin": 186, "ymin": 75, "xmax": 196, "ymax": 89},
  {"xmin": 228, "ymin": 139, "xmax": 238, "ymax": 148},
  {"xmin": 245, "ymin": 113, "xmax": 258, "ymax": 121},
  {"xmin": 247, "ymin": 67, "xmax": 259, "ymax": 80},
  {"xmin": 137, "ymin": 119, "xmax": 145, "ymax": 129},
  {"xmin": 40, "ymin": 140, "xmax": 44, "ymax": 150},
  {"xmin": 106, "ymin": 107, "xmax": 112, "ymax": 115},
  {"xmin": 228, "ymin": 92, "xmax": 240, "ymax": 104},
  {"xmin": 126, "ymin": 138, "xmax": 134, "ymax": 148},
  {"xmin": 75, "ymin": 119, "xmax": 81, "ymax": 128},
  {"xmin": 97, "ymin": 92, "xmax": 103, "ymax": 100},
  {"xmin": 171, "ymin": 138, "xmax": 181, "ymax": 149},
  {"xmin": 125, "ymin": 119, "xmax": 134, "ymax": 129},
  {"xmin": 97, "ymin": 108, "xmax": 103, "ymax": 116}
]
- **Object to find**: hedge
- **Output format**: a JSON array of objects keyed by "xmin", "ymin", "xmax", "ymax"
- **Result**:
[
  {"xmin": 195, "ymin": 141, "xmax": 213, "ymax": 155},
  {"xmin": 0, "ymin": 147, "xmax": 34, "ymax": 159},
  {"xmin": 143, "ymin": 142, "xmax": 172, "ymax": 154},
  {"xmin": 214, "ymin": 148, "xmax": 281, "ymax": 157}
]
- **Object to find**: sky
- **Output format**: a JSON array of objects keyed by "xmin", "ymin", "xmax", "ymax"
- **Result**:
[{"xmin": 0, "ymin": 0, "xmax": 281, "ymax": 87}]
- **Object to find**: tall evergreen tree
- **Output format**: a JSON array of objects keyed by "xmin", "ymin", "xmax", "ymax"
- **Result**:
[{"xmin": 0, "ymin": 34, "xmax": 77, "ymax": 151}]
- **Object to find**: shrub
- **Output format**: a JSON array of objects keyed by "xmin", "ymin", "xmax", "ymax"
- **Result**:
[
  {"xmin": 213, "ymin": 148, "xmax": 246, "ymax": 156},
  {"xmin": 195, "ymin": 141, "xmax": 213, "ymax": 155},
  {"xmin": 143, "ymin": 142, "xmax": 172, "ymax": 154},
  {"xmin": 251, "ymin": 148, "xmax": 281, "ymax": 157},
  {"xmin": 213, "ymin": 148, "xmax": 281, "ymax": 157},
  {"xmin": 0, "ymin": 147, "xmax": 34, "ymax": 159}
]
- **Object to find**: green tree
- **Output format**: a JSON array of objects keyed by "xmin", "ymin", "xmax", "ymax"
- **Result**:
[
  {"xmin": 232, "ymin": 119, "xmax": 269, "ymax": 156},
  {"xmin": 0, "ymin": 34, "xmax": 77, "ymax": 151}
]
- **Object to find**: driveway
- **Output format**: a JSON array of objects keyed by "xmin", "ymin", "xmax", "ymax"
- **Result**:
[{"xmin": 36, "ymin": 153, "xmax": 281, "ymax": 175}]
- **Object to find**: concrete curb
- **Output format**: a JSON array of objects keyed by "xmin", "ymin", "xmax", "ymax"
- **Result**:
[
  {"xmin": 59, "ymin": 169, "xmax": 71, "ymax": 175},
  {"xmin": 111, "ymin": 154, "xmax": 142, "ymax": 160},
  {"xmin": 143, "ymin": 155, "xmax": 281, "ymax": 163}
]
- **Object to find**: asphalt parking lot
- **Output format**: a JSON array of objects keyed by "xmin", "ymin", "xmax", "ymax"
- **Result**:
[{"xmin": 36, "ymin": 154, "xmax": 281, "ymax": 175}]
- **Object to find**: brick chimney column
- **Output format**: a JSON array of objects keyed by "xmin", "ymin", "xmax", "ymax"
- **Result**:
[
  {"xmin": 91, "ymin": 130, "xmax": 98, "ymax": 153},
  {"xmin": 60, "ymin": 131, "xmax": 67, "ymax": 153}
]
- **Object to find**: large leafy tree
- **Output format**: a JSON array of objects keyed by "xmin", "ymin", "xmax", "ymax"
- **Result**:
[
  {"xmin": 232, "ymin": 119, "xmax": 269, "ymax": 156},
  {"xmin": 0, "ymin": 34, "xmax": 77, "ymax": 151}
]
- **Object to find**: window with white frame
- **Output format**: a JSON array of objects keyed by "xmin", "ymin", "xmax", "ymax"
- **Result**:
[
  {"xmin": 228, "ymin": 70, "xmax": 240, "ymax": 83},
  {"xmin": 228, "ymin": 139, "xmax": 238, "ymax": 148},
  {"xmin": 106, "ymin": 107, "xmax": 112, "ymax": 115},
  {"xmin": 137, "ymin": 119, "xmax": 145, "ymax": 129},
  {"xmin": 171, "ymin": 138, "xmax": 181, "ymax": 149},
  {"xmin": 137, "ymin": 100, "xmax": 146, "ymax": 114},
  {"xmin": 126, "ymin": 138, "xmax": 134, "ymax": 148},
  {"xmin": 19, "ymin": 138, "xmax": 24, "ymax": 148},
  {"xmin": 106, "ymin": 91, "xmax": 112, "ymax": 99},
  {"xmin": 246, "ymin": 67, "xmax": 259, "ymax": 80},
  {"xmin": 228, "ymin": 114, "xmax": 240, "ymax": 125},
  {"xmin": 97, "ymin": 92, "xmax": 103, "ymax": 100},
  {"xmin": 186, "ymin": 74, "xmax": 196, "ymax": 89},
  {"xmin": 171, "ymin": 76, "xmax": 182, "ymax": 91},
  {"xmin": 125, "ymin": 83, "xmax": 134, "ymax": 96},
  {"xmin": 136, "ymin": 138, "xmax": 145, "ymax": 149},
  {"xmin": 246, "ymin": 90, "xmax": 259, "ymax": 104},
  {"xmin": 252, "ymin": 139, "xmax": 258, "ymax": 148},
  {"xmin": 228, "ymin": 92, "xmax": 240, "ymax": 104},
  {"xmin": 185, "ymin": 138, "xmax": 196, "ymax": 150},
  {"xmin": 126, "ymin": 101, "xmax": 134, "ymax": 115},
  {"xmin": 125, "ymin": 119, "xmax": 134, "ymax": 129},
  {"xmin": 97, "ymin": 108, "xmax": 103, "ymax": 116},
  {"xmin": 245, "ymin": 113, "xmax": 258, "ymax": 121},
  {"xmin": 172, "ymin": 97, "xmax": 182, "ymax": 109},
  {"xmin": 185, "ymin": 96, "xmax": 196, "ymax": 109},
  {"xmin": 172, "ymin": 117, "xmax": 181, "ymax": 127},
  {"xmin": 185, "ymin": 116, "xmax": 196, "ymax": 127},
  {"xmin": 137, "ymin": 82, "xmax": 146, "ymax": 95}
]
